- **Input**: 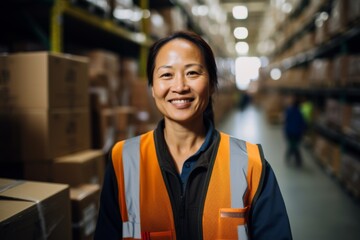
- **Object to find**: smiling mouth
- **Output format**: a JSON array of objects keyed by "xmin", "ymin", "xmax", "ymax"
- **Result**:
[{"xmin": 169, "ymin": 98, "xmax": 194, "ymax": 104}]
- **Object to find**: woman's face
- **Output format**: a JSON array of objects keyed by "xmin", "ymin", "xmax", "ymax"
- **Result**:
[{"xmin": 151, "ymin": 38, "xmax": 213, "ymax": 124}]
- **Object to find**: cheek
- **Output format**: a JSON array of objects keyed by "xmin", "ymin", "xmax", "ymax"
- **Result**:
[
  {"xmin": 152, "ymin": 82, "xmax": 167, "ymax": 98},
  {"xmin": 196, "ymin": 82, "xmax": 212, "ymax": 98}
]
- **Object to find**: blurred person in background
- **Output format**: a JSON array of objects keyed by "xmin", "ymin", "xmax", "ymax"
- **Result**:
[
  {"xmin": 283, "ymin": 95, "xmax": 307, "ymax": 167},
  {"xmin": 300, "ymin": 96, "xmax": 314, "ymax": 147},
  {"xmin": 238, "ymin": 91, "xmax": 252, "ymax": 111},
  {"xmin": 95, "ymin": 31, "xmax": 292, "ymax": 240}
]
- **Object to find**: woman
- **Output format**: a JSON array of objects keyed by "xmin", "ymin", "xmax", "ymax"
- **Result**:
[{"xmin": 95, "ymin": 31, "xmax": 292, "ymax": 240}]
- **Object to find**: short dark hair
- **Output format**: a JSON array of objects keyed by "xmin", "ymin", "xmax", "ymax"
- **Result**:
[{"xmin": 146, "ymin": 31, "xmax": 218, "ymax": 124}]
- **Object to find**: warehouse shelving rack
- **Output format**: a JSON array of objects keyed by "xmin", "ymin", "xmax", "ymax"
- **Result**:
[
  {"xmin": 260, "ymin": 0, "xmax": 360, "ymax": 198},
  {"xmin": 0, "ymin": 0, "xmax": 159, "ymax": 77}
]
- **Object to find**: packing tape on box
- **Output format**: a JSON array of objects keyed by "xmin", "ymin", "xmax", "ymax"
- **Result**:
[
  {"xmin": 0, "ymin": 179, "xmax": 24, "ymax": 194},
  {"xmin": 0, "ymin": 180, "xmax": 47, "ymax": 240}
]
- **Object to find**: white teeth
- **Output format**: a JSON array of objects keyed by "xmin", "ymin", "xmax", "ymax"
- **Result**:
[{"xmin": 171, "ymin": 99, "xmax": 190, "ymax": 104}]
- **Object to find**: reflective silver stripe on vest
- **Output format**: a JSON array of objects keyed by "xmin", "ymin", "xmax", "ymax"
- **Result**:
[
  {"xmin": 229, "ymin": 137, "xmax": 248, "ymax": 208},
  {"xmin": 229, "ymin": 137, "xmax": 249, "ymax": 240},
  {"xmin": 122, "ymin": 136, "xmax": 141, "ymax": 239}
]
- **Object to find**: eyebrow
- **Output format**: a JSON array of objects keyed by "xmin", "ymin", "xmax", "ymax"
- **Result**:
[{"xmin": 156, "ymin": 63, "xmax": 204, "ymax": 72}]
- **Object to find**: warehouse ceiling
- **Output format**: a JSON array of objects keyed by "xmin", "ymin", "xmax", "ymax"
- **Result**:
[
  {"xmin": 220, "ymin": 0, "xmax": 270, "ymax": 56},
  {"xmin": 142, "ymin": 0, "xmax": 271, "ymax": 57}
]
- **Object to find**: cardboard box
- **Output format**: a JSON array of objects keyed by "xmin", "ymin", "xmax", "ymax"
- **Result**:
[
  {"xmin": 114, "ymin": 106, "xmax": 136, "ymax": 131},
  {"xmin": 0, "ymin": 52, "xmax": 89, "ymax": 109},
  {"xmin": 119, "ymin": 58, "xmax": 139, "ymax": 106},
  {"xmin": 130, "ymin": 80, "xmax": 162, "ymax": 123},
  {"xmin": 0, "ymin": 178, "xmax": 71, "ymax": 240},
  {"xmin": 113, "ymin": 106, "xmax": 137, "ymax": 141},
  {"xmin": 3, "ymin": 108, "xmax": 91, "ymax": 161},
  {"xmin": 70, "ymin": 184, "xmax": 100, "ymax": 240},
  {"xmin": 53, "ymin": 149, "xmax": 105, "ymax": 187},
  {"xmin": 309, "ymin": 59, "xmax": 333, "ymax": 87},
  {"xmin": 333, "ymin": 55, "xmax": 349, "ymax": 86},
  {"xmin": 87, "ymin": 49, "xmax": 120, "ymax": 76},
  {"xmin": 329, "ymin": 0, "xmax": 348, "ymax": 35}
]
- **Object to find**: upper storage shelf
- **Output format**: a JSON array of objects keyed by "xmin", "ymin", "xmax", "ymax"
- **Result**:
[{"xmin": 0, "ymin": 0, "xmax": 156, "ymax": 57}]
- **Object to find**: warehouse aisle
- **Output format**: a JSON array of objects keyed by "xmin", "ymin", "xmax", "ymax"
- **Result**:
[{"xmin": 218, "ymin": 104, "xmax": 360, "ymax": 240}]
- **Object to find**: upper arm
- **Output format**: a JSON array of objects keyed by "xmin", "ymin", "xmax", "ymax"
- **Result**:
[{"xmin": 248, "ymin": 161, "xmax": 293, "ymax": 240}]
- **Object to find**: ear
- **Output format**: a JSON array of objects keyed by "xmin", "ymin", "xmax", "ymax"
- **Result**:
[{"xmin": 151, "ymin": 86, "xmax": 155, "ymax": 98}]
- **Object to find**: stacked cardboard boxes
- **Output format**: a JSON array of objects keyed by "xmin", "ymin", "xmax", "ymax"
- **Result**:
[
  {"xmin": 87, "ymin": 50, "xmax": 138, "ymax": 151},
  {"xmin": 0, "ymin": 52, "xmax": 105, "ymax": 240},
  {"xmin": 0, "ymin": 52, "xmax": 91, "ymax": 179}
]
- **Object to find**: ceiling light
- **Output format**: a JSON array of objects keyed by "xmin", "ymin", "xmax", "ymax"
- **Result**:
[
  {"xmin": 235, "ymin": 57, "xmax": 261, "ymax": 90},
  {"xmin": 270, "ymin": 68, "xmax": 282, "ymax": 80},
  {"xmin": 232, "ymin": 6, "xmax": 248, "ymax": 19},
  {"xmin": 114, "ymin": 9, "xmax": 133, "ymax": 20},
  {"xmin": 281, "ymin": 3, "xmax": 293, "ymax": 13},
  {"xmin": 192, "ymin": 5, "xmax": 209, "ymax": 16},
  {"xmin": 235, "ymin": 42, "xmax": 249, "ymax": 55},
  {"xmin": 234, "ymin": 27, "xmax": 248, "ymax": 39}
]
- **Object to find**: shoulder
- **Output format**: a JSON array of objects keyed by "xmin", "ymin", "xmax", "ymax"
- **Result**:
[
  {"xmin": 219, "ymin": 132, "xmax": 264, "ymax": 159},
  {"xmin": 111, "ymin": 131, "xmax": 154, "ymax": 158}
]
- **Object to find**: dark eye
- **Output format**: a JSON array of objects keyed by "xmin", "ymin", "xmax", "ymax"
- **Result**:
[
  {"xmin": 187, "ymin": 71, "xmax": 199, "ymax": 76},
  {"xmin": 160, "ymin": 73, "xmax": 172, "ymax": 78}
]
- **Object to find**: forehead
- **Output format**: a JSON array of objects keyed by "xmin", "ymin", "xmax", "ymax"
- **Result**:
[{"xmin": 156, "ymin": 38, "xmax": 203, "ymax": 61}]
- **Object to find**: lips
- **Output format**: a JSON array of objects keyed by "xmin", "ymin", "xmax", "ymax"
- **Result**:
[
  {"xmin": 169, "ymin": 98, "xmax": 193, "ymax": 104},
  {"xmin": 169, "ymin": 98, "xmax": 194, "ymax": 108}
]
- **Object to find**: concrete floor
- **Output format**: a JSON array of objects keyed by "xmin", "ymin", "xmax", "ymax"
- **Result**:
[{"xmin": 218, "ymin": 104, "xmax": 360, "ymax": 240}]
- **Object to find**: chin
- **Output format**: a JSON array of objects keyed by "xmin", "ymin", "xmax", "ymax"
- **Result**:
[{"xmin": 167, "ymin": 113, "xmax": 203, "ymax": 124}]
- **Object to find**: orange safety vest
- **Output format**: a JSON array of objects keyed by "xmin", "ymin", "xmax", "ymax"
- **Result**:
[{"xmin": 112, "ymin": 131, "xmax": 264, "ymax": 240}]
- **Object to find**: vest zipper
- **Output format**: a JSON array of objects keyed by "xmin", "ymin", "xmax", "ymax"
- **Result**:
[{"xmin": 179, "ymin": 195, "xmax": 185, "ymax": 218}]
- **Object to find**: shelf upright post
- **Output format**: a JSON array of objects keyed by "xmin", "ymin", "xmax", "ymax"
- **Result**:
[
  {"xmin": 139, "ymin": 0, "xmax": 150, "ymax": 79},
  {"xmin": 50, "ymin": 0, "xmax": 65, "ymax": 52}
]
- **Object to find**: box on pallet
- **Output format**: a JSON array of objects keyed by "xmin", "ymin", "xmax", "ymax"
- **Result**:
[
  {"xmin": 0, "ymin": 178, "xmax": 72, "ymax": 240},
  {"xmin": 0, "ymin": 52, "xmax": 89, "ymax": 109}
]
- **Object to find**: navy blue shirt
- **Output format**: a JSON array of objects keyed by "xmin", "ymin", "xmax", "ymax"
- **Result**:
[{"xmin": 180, "ymin": 121, "xmax": 213, "ymax": 190}]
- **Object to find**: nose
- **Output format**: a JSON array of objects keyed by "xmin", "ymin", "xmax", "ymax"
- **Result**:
[{"xmin": 172, "ymin": 74, "xmax": 189, "ymax": 92}]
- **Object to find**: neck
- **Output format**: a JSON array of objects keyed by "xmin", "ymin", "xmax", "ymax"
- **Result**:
[{"xmin": 163, "ymin": 118, "xmax": 207, "ymax": 172}]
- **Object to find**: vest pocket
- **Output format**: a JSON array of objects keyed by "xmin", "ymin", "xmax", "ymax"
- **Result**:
[
  {"xmin": 214, "ymin": 207, "xmax": 248, "ymax": 239},
  {"xmin": 219, "ymin": 207, "xmax": 248, "ymax": 222}
]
